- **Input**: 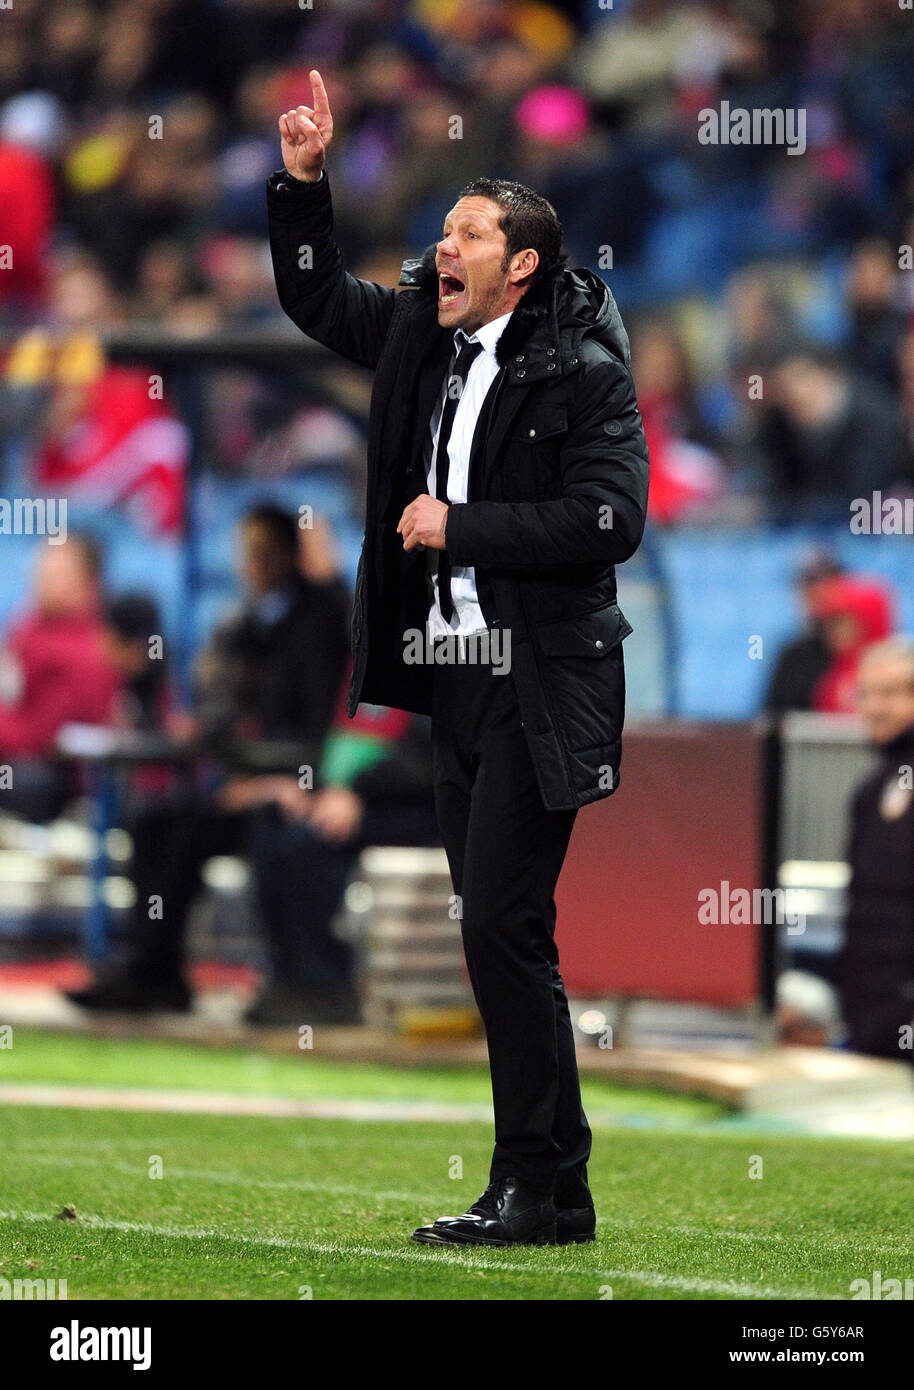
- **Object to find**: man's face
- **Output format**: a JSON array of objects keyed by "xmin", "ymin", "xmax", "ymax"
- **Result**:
[
  {"xmin": 436, "ymin": 196, "xmax": 533, "ymax": 333},
  {"xmin": 35, "ymin": 544, "xmax": 96, "ymax": 618},
  {"xmin": 822, "ymin": 611, "xmax": 862, "ymax": 655},
  {"xmin": 856, "ymin": 655, "xmax": 914, "ymax": 745},
  {"xmin": 238, "ymin": 521, "xmax": 292, "ymax": 597}
]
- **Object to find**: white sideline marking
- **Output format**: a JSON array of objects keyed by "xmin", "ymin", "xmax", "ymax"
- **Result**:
[
  {"xmin": 10, "ymin": 1145, "xmax": 894, "ymax": 1256},
  {"xmin": 0, "ymin": 1209, "xmax": 839, "ymax": 1298},
  {"xmin": 8, "ymin": 1145, "xmax": 904, "ymax": 1256},
  {"xmin": 0, "ymin": 1082, "xmax": 492, "ymax": 1123},
  {"xmin": 0, "ymin": 1084, "xmax": 719, "ymax": 1132},
  {"xmin": 7, "ymin": 1151, "xmax": 896, "ymax": 1256}
]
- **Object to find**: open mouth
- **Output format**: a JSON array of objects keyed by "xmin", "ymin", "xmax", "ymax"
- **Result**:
[{"xmin": 438, "ymin": 271, "xmax": 466, "ymax": 305}]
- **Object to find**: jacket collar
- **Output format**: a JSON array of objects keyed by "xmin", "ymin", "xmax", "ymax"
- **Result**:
[{"xmin": 457, "ymin": 309, "xmax": 513, "ymax": 359}]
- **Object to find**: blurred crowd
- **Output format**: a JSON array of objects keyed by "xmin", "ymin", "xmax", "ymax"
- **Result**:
[
  {"xmin": 1, "ymin": 0, "xmax": 914, "ymax": 520},
  {"xmin": 1, "ymin": 0, "xmax": 913, "ymax": 1047},
  {"xmin": 0, "ymin": 513, "xmax": 438, "ymax": 1025}
]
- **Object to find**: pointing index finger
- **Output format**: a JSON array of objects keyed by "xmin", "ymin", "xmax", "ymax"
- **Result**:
[{"xmin": 310, "ymin": 69, "xmax": 330, "ymax": 117}]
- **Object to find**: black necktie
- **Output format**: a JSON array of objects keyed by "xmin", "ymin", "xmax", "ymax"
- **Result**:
[{"xmin": 434, "ymin": 337, "xmax": 483, "ymax": 622}]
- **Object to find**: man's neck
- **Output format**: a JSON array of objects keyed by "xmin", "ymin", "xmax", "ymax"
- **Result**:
[{"xmin": 458, "ymin": 308, "xmax": 514, "ymax": 347}]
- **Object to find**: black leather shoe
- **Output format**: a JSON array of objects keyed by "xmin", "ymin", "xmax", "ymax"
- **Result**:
[
  {"xmin": 411, "ymin": 1177, "xmax": 556, "ymax": 1247},
  {"xmin": 555, "ymin": 1205, "xmax": 596, "ymax": 1244}
]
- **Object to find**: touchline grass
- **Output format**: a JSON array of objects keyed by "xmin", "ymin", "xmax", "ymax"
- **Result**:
[
  {"xmin": 0, "ymin": 1028, "xmax": 905, "ymax": 1295},
  {"xmin": 1, "ymin": 1032, "xmax": 912, "ymax": 1300},
  {"xmin": 2, "ymin": 1105, "xmax": 913, "ymax": 1300}
]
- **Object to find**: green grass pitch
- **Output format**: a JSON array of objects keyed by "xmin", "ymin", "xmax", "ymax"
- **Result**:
[{"xmin": 1, "ymin": 1031, "xmax": 912, "ymax": 1300}]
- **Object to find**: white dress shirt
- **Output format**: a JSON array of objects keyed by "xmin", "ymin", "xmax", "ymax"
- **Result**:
[{"xmin": 425, "ymin": 310, "xmax": 513, "ymax": 639}]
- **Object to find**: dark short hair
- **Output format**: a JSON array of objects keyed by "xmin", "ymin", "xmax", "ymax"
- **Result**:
[
  {"xmin": 458, "ymin": 177, "xmax": 563, "ymax": 286},
  {"xmin": 104, "ymin": 592, "xmax": 161, "ymax": 643},
  {"xmin": 242, "ymin": 502, "xmax": 299, "ymax": 555},
  {"xmin": 67, "ymin": 532, "xmax": 104, "ymax": 582}
]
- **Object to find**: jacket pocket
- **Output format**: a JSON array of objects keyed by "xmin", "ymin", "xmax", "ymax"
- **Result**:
[
  {"xmin": 503, "ymin": 406, "xmax": 570, "ymax": 501},
  {"xmin": 533, "ymin": 602, "xmax": 633, "ymax": 658},
  {"xmin": 510, "ymin": 405, "xmax": 569, "ymax": 443}
]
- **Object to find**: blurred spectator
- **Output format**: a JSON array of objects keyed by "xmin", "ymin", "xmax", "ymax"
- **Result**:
[
  {"xmin": 839, "ymin": 637, "xmax": 914, "ymax": 1062},
  {"xmin": 196, "ymin": 234, "xmax": 279, "ymax": 323},
  {"xmin": 193, "ymin": 503, "xmax": 349, "ymax": 748},
  {"xmin": 897, "ymin": 328, "xmax": 914, "ymax": 480},
  {"xmin": 103, "ymin": 592, "xmax": 170, "ymax": 733},
  {"xmin": 66, "ymin": 503, "xmax": 350, "ymax": 1013},
  {"xmin": 130, "ymin": 238, "xmax": 203, "ymax": 324},
  {"xmin": 632, "ymin": 319, "xmax": 728, "ymax": 524},
  {"xmin": 511, "ymin": 84, "xmax": 656, "ymax": 270},
  {"xmin": 0, "ymin": 92, "xmax": 64, "ymax": 320},
  {"xmin": 725, "ymin": 271, "xmax": 796, "ymax": 378},
  {"xmin": 574, "ymin": 0, "xmax": 728, "ymax": 122},
  {"xmin": 759, "ymin": 346, "xmax": 907, "ymax": 508},
  {"xmin": 776, "ymin": 969, "xmax": 841, "ymax": 1048},
  {"xmin": 0, "ymin": 535, "xmax": 119, "ymax": 821},
  {"xmin": 34, "ymin": 361, "xmax": 189, "ymax": 535},
  {"xmin": 63, "ymin": 95, "xmax": 220, "ymax": 291},
  {"xmin": 809, "ymin": 575, "xmax": 895, "ymax": 716},
  {"xmin": 0, "ymin": 0, "xmax": 912, "ymax": 528},
  {"xmin": 100, "ymin": 591, "xmax": 179, "ymax": 804},
  {"xmin": 245, "ymin": 692, "xmax": 439, "ymax": 1026},
  {"xmin": 763, "ymin": 548, "xmax": 843, "ymax": 715},
  {"xmin": 847, "ymin": 237, "xmax": 909, "ymax": 394},
  {"xmin": 46, "ymin": 252, "xmax": 125, "ymax": 332}
]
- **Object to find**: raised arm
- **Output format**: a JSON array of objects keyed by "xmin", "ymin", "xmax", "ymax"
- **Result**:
[{"xmin": 267, "ymin": 70, "xmax": 398, "ymax": 370}]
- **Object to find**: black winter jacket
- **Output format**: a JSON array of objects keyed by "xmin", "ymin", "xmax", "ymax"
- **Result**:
[{"xmin": 267, "ymin": 169, "xmax": 649, "ymax": 810}]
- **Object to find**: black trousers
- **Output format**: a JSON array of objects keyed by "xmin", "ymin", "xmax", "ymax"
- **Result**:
[
  {"xmin": 248, "ymin": 800, "xmax": 440, "ymax": 989},
  {"xmin": 124, "ymin": 792, "xmax": 439, "ymax": 992},
  {"xmin": 124, "ymin": 795, "xmax": 350, "ymax": 988},
  {"xmin": 124, "ymin": 796, "xmax": 250, "ymax": 985},
  {"xmin": 431, "ymin": 652, "xmax": 592, "ymax": 1203}
]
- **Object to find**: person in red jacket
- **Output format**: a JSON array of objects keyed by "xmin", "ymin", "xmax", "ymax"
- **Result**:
[
  {"xmin": 0, "ymin": 138, "xmax": 55, "ymax": 315},
  {"xmin": 810, "ymin": 575, "xmax": 895, "ymax": 715},
  {"xmin": 0, "ymin": 535, "xmax": 120, "ymax": 821},
  {"xmin": 0, "ymin": 92, "xmax": 65, "ymax": 318}
]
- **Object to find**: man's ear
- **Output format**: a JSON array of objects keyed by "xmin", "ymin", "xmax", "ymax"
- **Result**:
[{"xmin": 508, "ymin": 248, "xmax": 539, "ymax": 285}]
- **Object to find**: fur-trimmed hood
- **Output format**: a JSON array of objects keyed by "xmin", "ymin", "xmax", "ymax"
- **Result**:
[{"xmin": 398, "ymin": 244, "xmax": 632, "ymax": 383}]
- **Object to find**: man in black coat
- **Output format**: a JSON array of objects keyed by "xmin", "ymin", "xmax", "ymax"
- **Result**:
[
  {"xmin": 267, "ymin": 72, "xmax": 650, "ymax": 1247},
  {"xmin": 840, "ymin": 638, "xmax": 914, "ymax": 1063}
]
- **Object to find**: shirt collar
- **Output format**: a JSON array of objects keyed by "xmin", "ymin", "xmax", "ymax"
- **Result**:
[{"xmin": 455, "ymin": 309, "xmax": 514, "ymax": 360}]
